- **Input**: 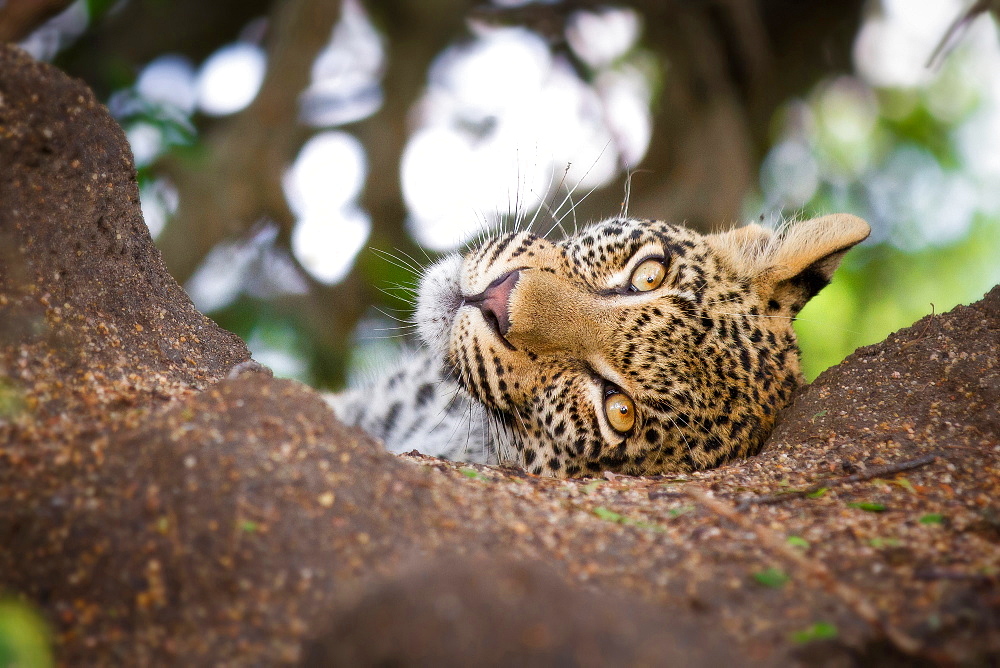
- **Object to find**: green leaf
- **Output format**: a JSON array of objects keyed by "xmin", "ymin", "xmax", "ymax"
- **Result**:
[
  {"xmin": 893, "ymin": 478, "xmax": 916, "ymax": 493},
  {"xmin": 459, "ymin": 468, "xmax": 487, "ymax": 481},
  {"xmin": 848, "ymin": 502, "xmax": 886, "ymax": 512},
  {"xmin": 0, "ymin": 378, "xmax": 25, "ymax": 419},
  {"xmin": 240, "ymin": 520, "xmax": 259, "ymax": 533},
  {"xmin": 919, "ymin": 513, "xmax": 944, "ymax": 524},
  {"xmin": 791, "ymin": 621, "xmax": 838, "ymax": 644},
  {"xmin": 787, "ymin": 535, "xmax": 810, "ymax": 549},
  {"xmin": 752, "ymin": 567, "xmax": 790, "ymax": 588},
  {"xmin": 668, "ymin": 504, "xmax": 694, "ymax": 517},
  {"xmin": 630, "ymin": 520, "xmax": 666, "ymax": 533},
  {"xmin": 580, "ymin": 481, "xmax": 604, "ymax": 495},
  {"xmin": 0, "ymin": 599, "xmax": 54, "ymax": 668},
  {"xmin": 592, "ymin": 506, "xmax": 664, "ymax": 532},
  {"xmin": 593, "ymin": 506, "xmax": 625, "ymax": 523},
  {"xmin": 868, "ymin": 536, "xmax": 901, "ymax": 548},
  {"xmin": 807, "ymin": 487, "xmax": 829, "ymax": 499},
  {"xmin": 810, "ymin": 410, "xmax": 828, "ymax": 422}
]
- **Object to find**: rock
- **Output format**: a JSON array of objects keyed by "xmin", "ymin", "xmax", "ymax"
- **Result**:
[
  {"xmin": 774, "ymin": 284, "xmax": 999, "ymax": 444},
  {"xmin": 303, "ymin": 555, "xmax": 741, "ymax": 667},
  {"xmin": 0, "ymin": 44, "xmax": 250, "ymax": 423}
]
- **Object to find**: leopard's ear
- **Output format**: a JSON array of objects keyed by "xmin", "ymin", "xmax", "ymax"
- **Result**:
[{"xmin": 710, "ymin": 214, "xmax": 870, "ymax": 314}]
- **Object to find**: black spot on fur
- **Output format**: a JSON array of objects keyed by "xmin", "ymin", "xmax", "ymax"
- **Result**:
[
  {"xmin": 383, "ymin": 402, "xmax": 402, "ymax": 436},
  {"xmin": 415, "ymin": 383, "xmax": 435, "ymax": 407}
]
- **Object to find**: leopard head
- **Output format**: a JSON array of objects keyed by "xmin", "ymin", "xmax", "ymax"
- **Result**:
[{"xmin": 416, "ymin": 214, "xmax": 870, "ymax": 477}]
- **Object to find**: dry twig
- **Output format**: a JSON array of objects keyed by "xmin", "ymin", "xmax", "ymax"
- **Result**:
[
  {"xmin": 736, "ymin": 452, "xmax": 940, "ymax": 510},
  {"xmin": 927, "ymin": 0, "xmax": 998, "ymax": 69},
  {"xmin": 914, "ymin": 568, "xmax": 997, "ymax": 583},
  {"xmin": 901, "ymin": 304, "xmax": 937, "ymax": 349}
]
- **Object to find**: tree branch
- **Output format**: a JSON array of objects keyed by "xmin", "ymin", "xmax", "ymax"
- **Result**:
[
  {"xmin": 156, "ymin": 0, "xmax": 344, "ymax": 284},
  {"xmin": 0, "ymin": 0, "xmax": 72, "ymax": 43}
]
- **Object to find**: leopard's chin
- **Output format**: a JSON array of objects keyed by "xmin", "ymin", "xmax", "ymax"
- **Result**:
[{"xmin": 414, "ymin": 254, "xmax": 464, "ymax": 359}]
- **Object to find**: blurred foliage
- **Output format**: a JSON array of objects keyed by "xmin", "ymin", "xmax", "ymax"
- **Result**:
[
  {"xmin": 769, "ymin": 38, "xmax": 1000, "ymax": 379},
  {"xmin": 0, "ymin": 598, "xmax": 53, "ymax": 668},
  {"xmin": 15, "ymin": 0, "xmax": 997, "ymax": 387},
  {"xmin": 797, "ymin": 216, "xmax": 998, "ymax": 379}
]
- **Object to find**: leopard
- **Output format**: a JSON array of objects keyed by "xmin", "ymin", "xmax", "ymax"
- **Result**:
[{"xmin": 328, "ymin": 213, "xmax": 870, "ymax": 478}]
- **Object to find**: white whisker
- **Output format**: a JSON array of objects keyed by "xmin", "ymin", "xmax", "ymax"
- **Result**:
[
  {"xmin": 620, "ymin": 167, "xmax": 635, "ymax": 221},
  {"xmin": 370, "ymin": 247, "xmax": 421, "ymax": 274}
]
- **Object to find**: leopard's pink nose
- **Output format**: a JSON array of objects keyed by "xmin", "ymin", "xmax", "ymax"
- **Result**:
[{"xmin": 465, "ymin": 270, "xmax": 520, "ymax": 336}]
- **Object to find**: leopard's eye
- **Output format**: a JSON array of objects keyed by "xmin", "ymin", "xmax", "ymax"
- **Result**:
[
  {"xmin": 603, "ymin": 391, "xmax": 636, "ymax": 434},
  {"xmin": 629, "ymin": 258, "xmax": 667, "ymax": 292}
]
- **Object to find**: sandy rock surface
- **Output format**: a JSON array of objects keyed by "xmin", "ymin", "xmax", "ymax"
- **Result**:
[{"xmin": 1, "ymin": 44, "xmax": 998, "ymax": 665}]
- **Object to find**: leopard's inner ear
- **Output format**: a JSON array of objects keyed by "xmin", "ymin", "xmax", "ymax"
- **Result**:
[{"xmin": 709, "ymin": 214, "xmax": 871, "ymax": 314}]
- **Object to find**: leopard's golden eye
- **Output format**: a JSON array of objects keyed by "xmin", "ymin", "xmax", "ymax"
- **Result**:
[
  {"xmin": 604, "ymin": 391, "xmax": 636, "ymax": 434},
  {"xmin": 629, "ymin": 258, "xmax": 667, "ymax": 292}
]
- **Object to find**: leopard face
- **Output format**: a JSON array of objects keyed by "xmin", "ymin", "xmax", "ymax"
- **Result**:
[{"xmin": 415, "ymin": 214, "xmax": 870, "ymax": 478}]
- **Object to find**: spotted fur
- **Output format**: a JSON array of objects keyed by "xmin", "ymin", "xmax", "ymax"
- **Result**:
[{"xmin": 331, "ymin": 214, "xmax": 870, "ymax": 478}]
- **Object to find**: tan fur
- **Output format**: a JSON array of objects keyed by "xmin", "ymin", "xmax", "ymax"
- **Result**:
[{"xmin": 709, "ymin": 214, "xmax": 870, "ymax": 283}]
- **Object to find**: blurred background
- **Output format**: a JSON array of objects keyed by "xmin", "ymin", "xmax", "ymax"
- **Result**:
[{"xmin": 4, "ymin": 0, "xmax": 999, "ymax": 389}]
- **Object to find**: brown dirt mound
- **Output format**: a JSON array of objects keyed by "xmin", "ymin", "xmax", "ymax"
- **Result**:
[
  {"xmin": 1, "ymin": 44, "xmax": 998, "ymax": 665},
  {"xmin": 0, "ymin": 43, "xmax": 250, "ymax": 444}
]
